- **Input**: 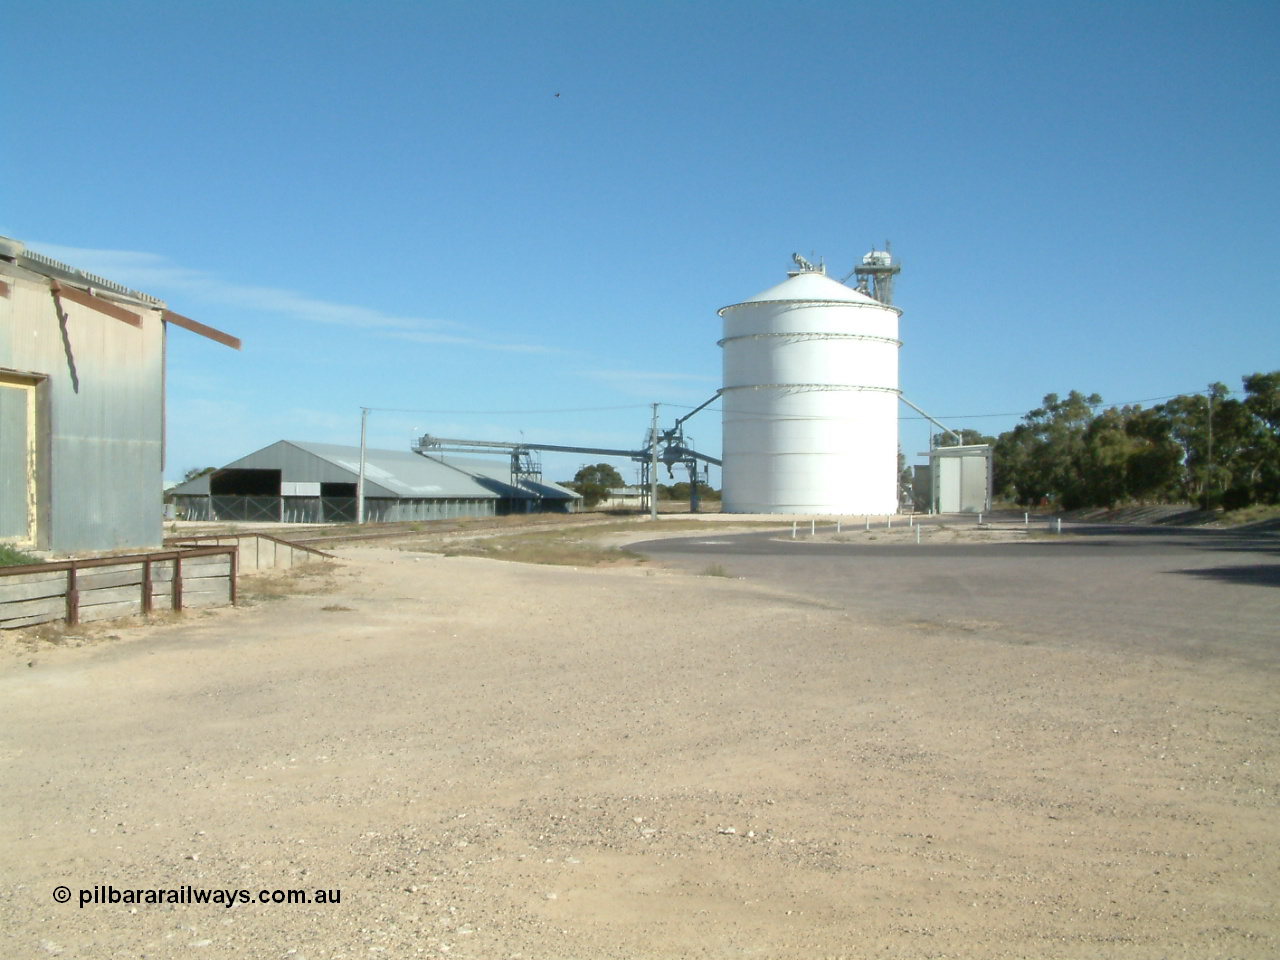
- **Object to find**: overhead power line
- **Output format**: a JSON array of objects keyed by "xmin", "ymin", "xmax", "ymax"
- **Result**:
[
  {"xmin": 364, "ymin": 387, "xmax": 1232, "ymax": 423},
  {"xmin": 670, "ymin": 387, "xmax": 1232, "ymax": 423},
  {"xmin": 364, "ymin": 403, "xmax": 649, "ymax": 415}
]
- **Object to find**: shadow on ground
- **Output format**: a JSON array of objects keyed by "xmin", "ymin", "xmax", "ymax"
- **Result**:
[
  {"xmin": 1170, "ymin": 564, "xmax": 1280, "ymax": 588},
  {"xmin": 1064, "ymin": 523, "xmax": 1280, "ymax": 557}
]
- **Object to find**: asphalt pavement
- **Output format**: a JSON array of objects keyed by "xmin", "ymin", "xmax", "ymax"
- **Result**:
[{"xmin": 629, "ymin": 520, "xmax": 1280, "ymax": 668}]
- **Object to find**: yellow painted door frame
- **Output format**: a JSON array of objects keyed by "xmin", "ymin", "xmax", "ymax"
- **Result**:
[{"xmin": 0, "ymin": 376, "xmax": 38, "ymax": 545}]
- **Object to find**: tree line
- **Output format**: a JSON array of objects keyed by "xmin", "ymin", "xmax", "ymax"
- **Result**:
[
  {"xmin": 561, "ymin": 463, "xmax": 721, "ymax": 508},
  {"xmin": 562, "ymin": 371, "xmax": 1280, "ymax": 513},
  {"xmin": 955, "ymin": 371, "xmax": 1279, "ymax": 511}
]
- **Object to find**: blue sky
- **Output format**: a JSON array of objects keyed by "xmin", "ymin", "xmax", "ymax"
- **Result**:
[{"xmin": 6, "ymin": 0, "xmax": 1278, "ymax": 485}]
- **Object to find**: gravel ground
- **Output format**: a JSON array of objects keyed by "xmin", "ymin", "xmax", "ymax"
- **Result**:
[{"xmin": 1, "ymin": 539, "xmax": 1277, "ymax": 959}]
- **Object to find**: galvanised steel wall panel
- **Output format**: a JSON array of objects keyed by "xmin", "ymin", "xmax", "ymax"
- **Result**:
[
  {"xmin": 173, "ymin": 496, "xmax": 499, "ymax": 524},
  {"xmin": 1, "ymin": 269, "xmax": 164, "ymax": 552},
  {"xmin": 959, "ymin": 455, "xmax": 988, "ymax": 514},
  {"xmin": 937, "ymin": 458, "xmax": 960, "ymax": 513},
  {"xmin": 376, "ymin": 498, "xmax": 496, "ymax": 521},
  {"xmin": 935, "ymin": 453, "xmax": 988, "ymax": 514}
]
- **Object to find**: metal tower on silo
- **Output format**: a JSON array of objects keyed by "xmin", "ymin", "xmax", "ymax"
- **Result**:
[
  {"xmin": 718, "ymin": 250, "xmax": 902, "ymax": 515},
  {"xmin": 848, "ymin": 243, "xmax": 900, "ymax": 305}
]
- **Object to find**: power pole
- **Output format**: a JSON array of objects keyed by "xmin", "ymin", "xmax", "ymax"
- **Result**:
[
  {"xmin": 356, "ymin": 407, "xmax": 369, "ymax": 524},
  {"xmin": 649, "ymin": 403, "xmax": 660, "ymax": 521}
]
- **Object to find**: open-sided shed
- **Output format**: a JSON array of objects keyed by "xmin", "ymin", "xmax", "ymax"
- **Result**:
[{"xmin": 170, "ymin": 441, "xmax": 579, "ymax": 523}]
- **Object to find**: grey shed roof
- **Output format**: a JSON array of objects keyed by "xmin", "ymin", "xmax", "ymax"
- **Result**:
[
  {"xmin": 425, "ymin": 455, "xmax": 580, "ymax": 502},
  {"xmin": 290, "ymin": 442, "xmax": 506, "ymax": 497},
  {"xmin": 169, "ymin": 440, "xmax": 499, "ymax": 499},
  {"xmin": 171, "ymin": 473, "xmax": 214, "ymax": 495}
]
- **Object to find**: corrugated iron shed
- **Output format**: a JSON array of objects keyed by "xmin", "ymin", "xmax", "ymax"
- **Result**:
[
  {"xmin": 170, "ymin": 442, "xmax": 582, "ymax": 517},
  {"xmin": 171, "ymin": 441, "xmax": 503, "ymax": 499},
  {"xmin": 0, "ymin": 236, "xmax": 239, "ymax": 552}
]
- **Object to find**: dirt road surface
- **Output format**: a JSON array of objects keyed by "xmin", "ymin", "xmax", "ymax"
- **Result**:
[{"xmin": 2, "ymin": 537, "xmax": 1277, "ymax": 958}]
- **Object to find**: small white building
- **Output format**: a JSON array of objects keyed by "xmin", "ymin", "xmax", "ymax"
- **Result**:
[
  {"xmin": 599, "ymin": 486, "xmax": 645, "ymax": 509},
  {"xmin": 917, "ymin": 444, "xmax": 993, "ymax": 514}
]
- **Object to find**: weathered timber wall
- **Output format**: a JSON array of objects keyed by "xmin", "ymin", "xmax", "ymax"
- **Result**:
[{"xmin": 0, "ymin": 546, "xmax": 236, "ymax": 629}]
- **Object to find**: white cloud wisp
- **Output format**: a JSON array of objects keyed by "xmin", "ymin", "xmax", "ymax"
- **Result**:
[{"xmin": 30, "ymin": 241, "xmax": 559, "ymax": 353}]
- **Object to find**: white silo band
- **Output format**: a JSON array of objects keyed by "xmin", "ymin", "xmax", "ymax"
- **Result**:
[
  {"xmin": 718, "ymin": 332, "xmax": 902, "ymax": 347},
  {"xmin": 718, "ymin": 383, "xmax": 901, "ymax": 394},
  {"xmin": 718, "ymin": 298, "xmax": 903, "ymax": 317}
]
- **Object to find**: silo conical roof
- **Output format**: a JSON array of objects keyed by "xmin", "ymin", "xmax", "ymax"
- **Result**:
[{"xmin": 737, "ymin": 271, "xmax": 881, "ymax": 306}]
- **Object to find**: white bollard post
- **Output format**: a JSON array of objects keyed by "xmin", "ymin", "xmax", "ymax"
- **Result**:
[
  {"xmin": 916, "ymin": 525, "xmax": 921, "ymax": 544},
  {"xmin": 865, "ymin": 515, "xmax": 870, "ymax": 531},
  {"xmin": 887, "ymin": 516, "xmax": 892, "ymax": 530},
  {"xmin": 791, "ymin": 521, "xmax": 797, "ymax": 540},
  {"xmin": 810, "ymin": 519, "xmax": 816, "ymax": 536},
  {"xmin": 978, "ymin": 512, "xmax": 983, "ymax": 525},
  {"xmin": 836, "ymin": 519, "xmax": 842, "ymax": 534},
  {"xmin": 1056, "ymin": 518, "xmax": 1062, "ymax": 534},
  {"xmin": 1024, "ymin": 512, "xmax": 1029, "ymax": 527}
]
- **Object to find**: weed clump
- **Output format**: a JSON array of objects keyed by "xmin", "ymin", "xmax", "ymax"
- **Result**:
[
  {"xmin": 0, "ymin": 544, "xmax": 41, "ymax": 567},
  {"xmin": 239, "ymin": 561, "xmax": 339, "ymax": 603}
]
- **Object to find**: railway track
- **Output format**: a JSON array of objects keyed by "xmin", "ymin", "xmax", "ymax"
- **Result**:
[{"xmin": 251, "ymin": 514, "xmax": 647, "ymax": 549}]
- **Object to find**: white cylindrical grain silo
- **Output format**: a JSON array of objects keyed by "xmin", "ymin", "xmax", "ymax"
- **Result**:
[{"xmin": 719, "ymin": 266, "xmax": 901, "ymax": 514}]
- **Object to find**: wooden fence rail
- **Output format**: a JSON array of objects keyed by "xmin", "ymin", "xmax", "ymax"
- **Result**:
[{"xmin": 0, "ymin": 546, "xmax": 237, "ymax": 630}]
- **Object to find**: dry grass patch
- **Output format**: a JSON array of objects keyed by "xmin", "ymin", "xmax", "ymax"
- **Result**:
[
  {"xmin": 1025, "ymin": 528, "xmax": 1077, "ymax": 540},
  {"xmin": 1221, "ymin": 503, "xmax": 1280, "ymax": 528},
  {"xmin": 0, "ymin": 611, "xmax": 190, "ymax": 663},
  {"xmin": 239, "ymin": 561, "xmax": 341, "ymax": 602},
  {"xmin": 441, "ymin": 529, "xmax": 646, "ymax": 567},
  {"xmin": 396, "ymin": 518, "xmax": 784, "ymax": 567},
  {"xmin": 15, "ymin": 620, "xmax": 129, "ymax": 647}
]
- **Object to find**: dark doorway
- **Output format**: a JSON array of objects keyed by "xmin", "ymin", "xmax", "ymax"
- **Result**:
[{"xmin": 210, "ymin": 469, "xmax": 282, "ymax": 496}]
